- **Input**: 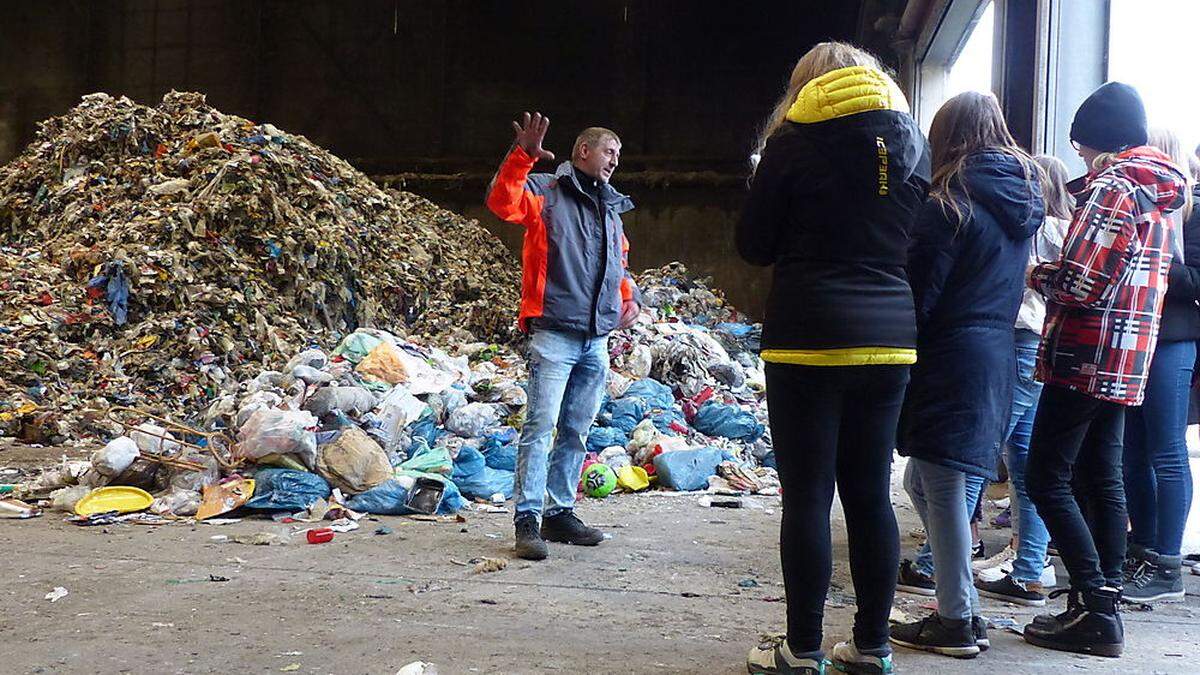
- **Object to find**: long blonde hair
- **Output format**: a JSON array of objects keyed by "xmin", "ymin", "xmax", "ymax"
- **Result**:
[
  {"xmin": 1032, "ymin": 154, "xmax": 1075, "ymax": 220},
  {"xmin": 928, "ymin": 91, "xmax": 1042, "ymax": 227},
  {"xmin": 754, "ymin": 42, "xmax": 884, "ymax": 157},
  {"xmin": 1147, "ymin": 127, "xmax": 1194, "ymax": 221}
]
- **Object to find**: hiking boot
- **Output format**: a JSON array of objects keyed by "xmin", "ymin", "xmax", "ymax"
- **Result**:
[
  {"xmin": 1024, "ymin": 587, "xmax": 1123, "ymax": 657},
  {"xmin": 513, "ymin": 514, "xmax": 548, "ymax": 561},
  {"xmin": 828, "ymin": 641, "xmax": 892, "ymax": 674},
  {"xmin": 747, "ymin": 635, "xmax": 826, "ymax": 674},
  {"xmin": 889, "ymin": 612, "xmax": 980, "ymax": 658},
  {"xmin": 1121, "ymin": 543, "xmax": 1152, "ymax": 585},
  {"xmin": 1124, "ymin": 552, "xmax": 1185, "ymax": 603},
  {"xmin": 540, "ymin": 510, "xmax": 604, "ymax": 546},
  {"xmin": 972, "ymin": 616, "xmax": 990, "ymax": 652},
  {"xmin": 896, "ymin": 559, "xmax": 936, "ymax": 596},
  {"xmin": 973, "ymin": 544, "xmax": 1016, "ymax": 572},
  {"xmin": 1031, "ymin": 588, "xmax": 1083, "ymax": 629},
  {"xmin": 976, "ymin": 573, "xmax": 1047, "ymax": 606}
]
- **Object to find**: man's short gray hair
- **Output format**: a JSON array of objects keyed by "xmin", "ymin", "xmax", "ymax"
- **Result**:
[{"xmin": 572, "ymin": 127, "xmax": 621, "ymax": 161}]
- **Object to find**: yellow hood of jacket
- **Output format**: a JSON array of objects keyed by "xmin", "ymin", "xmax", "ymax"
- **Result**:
[{"xmin": 786, "ymin": 66, "xmax": 909, "ymax": 124}]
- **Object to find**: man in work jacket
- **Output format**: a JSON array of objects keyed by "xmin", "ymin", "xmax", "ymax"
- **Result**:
[{"xmin": 486, "ymin": 112, "xmax": 640, "ymax": 560}]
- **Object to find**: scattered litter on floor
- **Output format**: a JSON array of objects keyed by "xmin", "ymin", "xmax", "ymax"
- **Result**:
[{"xmin": 44, "ymin": 586, "xmax": 69, "ymax": 602}]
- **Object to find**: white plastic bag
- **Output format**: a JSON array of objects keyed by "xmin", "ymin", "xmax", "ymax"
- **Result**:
[
  {"xmin": 131, "ymin": 423, "xmax": 181, "ymax": 456},
  {"xmin": 237, "ymin": 408, "xmax": 318, "ymax": 468},
  {"xmin": 445, "ymin": 402, "xmax": 499, "ymax": 438},
  {"xmin": 151, "ymin": 488, "xmax": 201, "ymax": 516},
  {"xmin": 91, "ymin": 436, "xmax": 139, "ymax": 477}
]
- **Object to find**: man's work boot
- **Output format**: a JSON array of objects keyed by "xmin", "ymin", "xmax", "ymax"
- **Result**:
[
  {"xmin": 541, "ymin": 510, "xmax": 604, "ymax": 546},
  {"xmin": 514, "ymin": 514, "xmax": 548, "ymax": 561},
  {"xmin": 1024, "ymin": 587, "xmax": 1123, "ymax": 657}
]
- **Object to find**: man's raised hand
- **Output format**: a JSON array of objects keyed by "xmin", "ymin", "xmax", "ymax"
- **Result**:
[{"xmin": 512, "ymin": 112, "xmax": 555, "ymax": 161}]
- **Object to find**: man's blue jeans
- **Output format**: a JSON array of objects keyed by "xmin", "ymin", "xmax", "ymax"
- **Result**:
[
  {"xmin": 1124, "ymin": 339, "xmax": 1196, "ymax": 556},
  {"xmin": 1006, "ymin": 329, "xmax": 1051, "ymax": 582},
  {"xmin": 514, "ymin": 328, "xmax": 609, "ymax": 520}
]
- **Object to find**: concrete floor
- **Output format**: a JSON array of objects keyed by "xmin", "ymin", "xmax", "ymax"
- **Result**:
[{"xmin": 1, "ymin": 453, "xmax": 1198, "ymax": 674}]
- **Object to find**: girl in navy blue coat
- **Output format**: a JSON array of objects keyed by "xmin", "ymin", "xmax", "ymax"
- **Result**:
[{"xmin": 889, "ymin": 92, "xmax": 1044, "ymax": 658}]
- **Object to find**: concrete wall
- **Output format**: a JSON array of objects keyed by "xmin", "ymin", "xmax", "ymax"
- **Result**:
[{"xmin": 0, "ymin": 0, "xmax": 900, "ymax": 317}]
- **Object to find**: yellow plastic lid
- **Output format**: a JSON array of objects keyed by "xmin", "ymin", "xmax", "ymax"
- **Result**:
[{"xmin": 74, "ymin": 486, "xmax": 154, "ymax": 516}]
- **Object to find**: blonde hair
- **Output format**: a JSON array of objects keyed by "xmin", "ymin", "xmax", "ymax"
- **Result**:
[
  {"xmin": 1147, "ymin": 127, "xmax": 1194, "ymax": 221},
  {"xmin": 1033, "ymin": 154, "xmax": 1075, "ymax": 220},
  {"xmin": 572, "ymin": 127, "xmax": 620, "ymax": 161},
  {"xmin": 754, "ymin": 41, "xmax": 884, "ymax": 157},
  {"xmin": 927, "ymin": 91, "xmax": 1042, "ymax": 227}
]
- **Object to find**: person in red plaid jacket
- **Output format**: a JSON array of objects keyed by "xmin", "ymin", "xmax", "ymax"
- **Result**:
[{"xmin": 1023, "ymin": 82, "xmax": 1189, "ymax": 658}]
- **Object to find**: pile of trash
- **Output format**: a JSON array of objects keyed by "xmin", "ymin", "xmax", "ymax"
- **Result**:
[
  {"xmin": 0, "ymin": 91, "xmax": 519, "ymax": 443},
  {"xmin": 2, "ymin": 264, "xmax": 778, "ymax": 526}
]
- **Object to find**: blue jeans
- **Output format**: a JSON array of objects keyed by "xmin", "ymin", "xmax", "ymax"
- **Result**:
[
  {"xmin": 1005, "ymin": 329, "xmax": 1051, "ymax": 582},
  {"xmin": 1123, "ymin": 339, "xmax": 1196, "ymax": 556},
  {"xmin": 914, "ymin": 472, "xmax": 984, "ymax": 577},
  {"xmin": 514, "ymin": 329, "xmax": 609, "ymax": 519},
  {"xmin": 906, "ymin": 459, "xmax": 981, "ymax": 621}
]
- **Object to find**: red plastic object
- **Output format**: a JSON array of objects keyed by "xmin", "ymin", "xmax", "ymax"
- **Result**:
[{"xmin": 306, "ymin": 527, "xmax": 334, "ymax": 544}]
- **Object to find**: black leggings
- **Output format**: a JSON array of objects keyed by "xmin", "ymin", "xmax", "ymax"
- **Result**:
[{"xmin": 766, "ymin": 363, "xmax": 910, "ymax": 654}]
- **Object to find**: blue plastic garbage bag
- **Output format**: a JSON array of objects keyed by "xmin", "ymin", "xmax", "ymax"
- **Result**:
[
  {"xmin": 714, "ymin": 322, "xmax": 754, "ymax": 337},
  {"xmin": 600, "ymin": 397, "xmax": 647, "ymax": 433},
  {"xmin": 246, "ymin": 469, "xmax": 331, "ymax": 511},
  {"xmin": 480, "ymin": 435, "xmax": 518, "ymax": 471},
  {"xmin": 408, "ymin": 412, "xmax": 443, "ymax": 446},
  {"xmin": 761, "ymin": 451, "xmax": 777, "ymax": 470},
  {"xmin": 88, "ymin": 261, "xmax": 131, "ymax": 325},
  {"xmin": 623, "ymin": 379, "xmax": 674, "ymax": 409},
  {"xmin": 653, "ymin": 447, "xmax": 729, "ymax": 491},
  {"xmin": 586, "ymin": 425, "xmax": 628, "ymax": 454},
  {"xmin": 451, "ymin": 445, "xmax": 515, "ymax": 500},
  {"xmin": 692, "ymin": 401, "xmax": 765, "ymax": 442},
  {"xmin": 650, "ymin": 408, "xmax": 688, "ymax": 436},
  {"xmin": 345, "ymin": 475, "xmax": 466, "ymax": 515}
]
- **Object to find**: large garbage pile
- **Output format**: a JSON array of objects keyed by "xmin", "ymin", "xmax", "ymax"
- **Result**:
[
  {"xmin": 0, "ymin": 91, "xmax": 519, "ymax": 444},
  {"xmin": 3, "ymin": 264, "xmax": 777, "ymax": 525}
]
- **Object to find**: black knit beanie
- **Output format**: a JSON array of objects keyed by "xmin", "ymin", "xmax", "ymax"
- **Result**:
[{"xmin": 1070, "ymin": 82, "xmax": 1147, "ymax": 152}]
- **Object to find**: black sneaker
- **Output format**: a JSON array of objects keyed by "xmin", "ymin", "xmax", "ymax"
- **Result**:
[
  {"xmin": 972, "ymin": 616, "xmax": 990, "ymax": 652},
  {"xmin": 972, "ymin": 540, "xmax": 986, "ymax": 560},
  {"xmin": 1024, "ymin": 588, "xmax": 1123, "ymax": 657},
  {"xmin": 514, "ymin": 514, "xmax": 548, "ymax": 560},
  {"xmin": 541, "ymin": 510, "xmax": 604, "ymax": 546},
  {"xmin": 976, "ymin": 573, "xmax": 1047, "ymax": 606},
  {"xmin": 1124, "ymin": 552, "xmax": 1185, "ymax": 603},
  {"xmin": 896, "ymin": 559, "xmax": 936, "ymax": 596},
  {"xmin": 889, "ymin": 612, "xmax": 980, "ymax": 658}
]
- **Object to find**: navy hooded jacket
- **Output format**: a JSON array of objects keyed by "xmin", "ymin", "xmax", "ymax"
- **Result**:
[{"xmin": 898, "ymin": 151, "xmax": 1045, "ymax": 479}]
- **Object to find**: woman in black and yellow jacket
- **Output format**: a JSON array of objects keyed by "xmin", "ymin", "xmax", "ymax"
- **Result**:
[{"xmin": 739, "ymin": 42, "xmax": 930, "ymax": 675}]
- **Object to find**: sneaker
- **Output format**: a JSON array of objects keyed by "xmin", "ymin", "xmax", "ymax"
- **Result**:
[
  {"xmin": 896, "ymin": 559, "xmax": 936, "ymax": 596},
  {"xmin": 991, "ymin": 507, "xmax": 1012, "ymax": 529},
  {"xmin": 973, "ymin": 544, "xmax": 1016, "ymax": 572},
  {"xmin": 972, "ymin": 616, "xmax": 990, "ymax": 652},
  {"xmin": 828, "ymin": 641, "xmax": 892, "ymax": 675},
  {"xmin": 976, "ymin": 573, "xmax": 1047, "ymax": 606},
  {"xmin": 540, "ymin": 510, "xmax": 604, "ymax": 546},
  {"xmin": 972, "ymin": 540, "xmax": 986, "ymax": 560},
  {"xmin": 1024, "ymin": 587, "xmax": 1123, "ymax": 657},
  {"xmin": 514, "ymin": 514, "xmax": 548, "ymax": 560},
  {"xmin": 1183, "ymin": 552, "xmax": 1200, "ymax": 568},
  {"xmin": 747, "ymin": 635, "xmax": 826, "ymax": 674},
  {"xmin": 1124, "ymin": 552, "xmax": 1185, "ymax": 603},
  {"xmin": 978, "ymin": 555, "xmax": 1056, "ymax": 587},
  {"xmin": 1046, "ymin": 540, "xmax": 1059, "ymax": 557},
  {"xmin": 889, "ymin": 612, "xmax": 980, "ymax": 658}
]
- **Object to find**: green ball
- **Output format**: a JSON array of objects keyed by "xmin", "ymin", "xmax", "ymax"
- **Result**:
[{"xmin": 582, "ymin": 463, "xmax": 617, "ymax": 498}]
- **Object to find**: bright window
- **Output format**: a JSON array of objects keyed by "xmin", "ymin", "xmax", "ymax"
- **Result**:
[
  {"xmin": 944, "ymin": 2, "xmax": 994, "ymax": 100},
  {"xmin": 1109, "ymin": 0, "xmax": 1200, "ymax": 153}
]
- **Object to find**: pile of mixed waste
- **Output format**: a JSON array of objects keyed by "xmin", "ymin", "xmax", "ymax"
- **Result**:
[
  {"xmin": 2, "ymin": 264, "xmax": 778, "ymax": 525},
  {"xmin": 0, "ymin": 91, "xmax": 519, "ymax": 444}
]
